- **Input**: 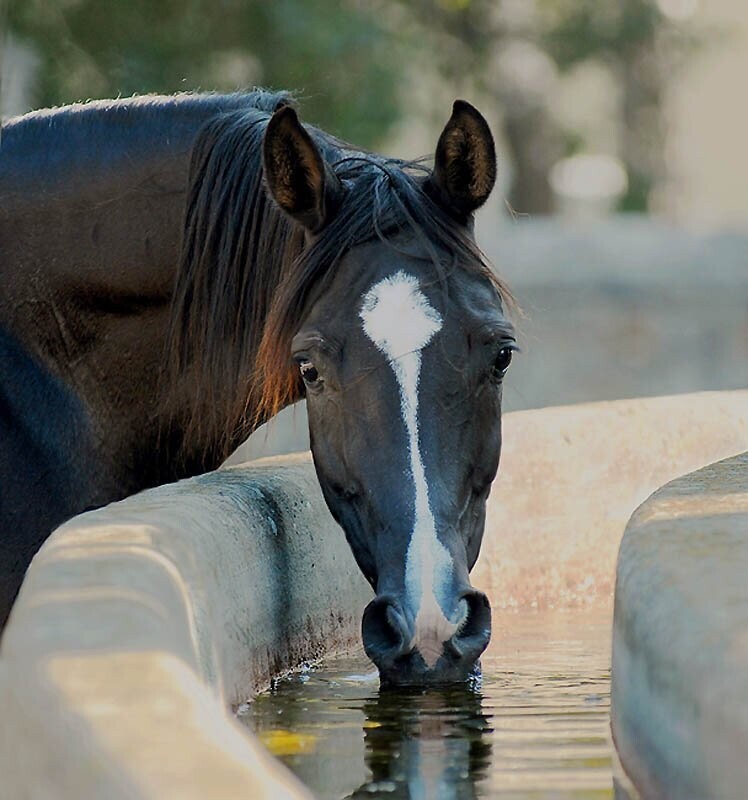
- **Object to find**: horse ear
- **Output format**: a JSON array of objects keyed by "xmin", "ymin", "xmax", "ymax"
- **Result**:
[
  {"xmin": 263, "ymin": 106, "xmax": 335, "ymax": 233},
  {"xmin": 426, "ymin": 100, "xmax": 497, "ymax": 219}
]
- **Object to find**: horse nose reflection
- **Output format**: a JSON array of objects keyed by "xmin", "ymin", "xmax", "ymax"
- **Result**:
[
  {"xmin": 242, "ymin": 653, "xmax": 492, "ymax": 799},
  {"xmin": 349, "ymin": 687, "xmax": 492, "ymax": 799}
]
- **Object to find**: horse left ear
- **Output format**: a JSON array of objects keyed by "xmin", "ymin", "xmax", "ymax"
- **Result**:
[
  {"xmin": 426, "ymin": 100, "xmax": 497, "ymax": 220},
  {"xmin": 263, "ymin": 105, "xmax": 338, "ymax": 233}
]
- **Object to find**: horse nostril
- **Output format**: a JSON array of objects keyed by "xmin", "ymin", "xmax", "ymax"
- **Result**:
[
  {"xmin": 363, "ymin": 591, "xmax": 491, "ymax": 684},
  {"xmin": 449, "ymin": 589, "xmax": 492, "ymax": 659},
  {"xmin": 362, "ymin": 596, "xmax": 411, "ymax": 662}
]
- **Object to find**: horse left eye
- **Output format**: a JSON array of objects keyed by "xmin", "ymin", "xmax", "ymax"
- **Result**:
[
  {"xmin": 493, "ymin": 346, "xmax": 513, "ymax": 376},
  {"xmin": 299, "ymin": 360, "xmax": 320, "ymax": 384}
]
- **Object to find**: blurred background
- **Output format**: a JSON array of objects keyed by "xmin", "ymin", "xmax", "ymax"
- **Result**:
[{"xmin": 2, "ymin": 0, "xmax": 746, "ymax": 459}]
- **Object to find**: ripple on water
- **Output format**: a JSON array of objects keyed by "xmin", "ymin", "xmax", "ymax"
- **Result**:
[{"xmin": 239, "ymin": 608, "xmax": 613, "ymax": 799}]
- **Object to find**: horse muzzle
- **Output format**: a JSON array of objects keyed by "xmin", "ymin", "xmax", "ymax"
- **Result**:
[{"xmin": 361, "ymin": 588, "xmax": 492, "ymax": 686}]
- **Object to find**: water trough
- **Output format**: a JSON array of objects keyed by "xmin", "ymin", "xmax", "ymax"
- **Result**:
[
  {"xmin": 612, "ymin": 450, "xmax": 748, "ymax": 799},
  {"xmin": 1, "ymin": 391, "xmax": 746, "ymax": 798}
]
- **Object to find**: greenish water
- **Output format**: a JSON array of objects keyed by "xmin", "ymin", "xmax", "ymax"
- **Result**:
[{"xmin": 238, "ymin": 609, "xmax": 613, "ymax": 799}]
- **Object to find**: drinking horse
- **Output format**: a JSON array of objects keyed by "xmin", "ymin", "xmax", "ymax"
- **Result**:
[{"xmin": 0, "ymin": 90, "xmax": 515, "ymax": 683}]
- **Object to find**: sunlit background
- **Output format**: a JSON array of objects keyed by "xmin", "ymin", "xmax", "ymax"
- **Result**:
[{"xmin": 3, "ymin": 0, "xmax": 746, "ymax": 458}]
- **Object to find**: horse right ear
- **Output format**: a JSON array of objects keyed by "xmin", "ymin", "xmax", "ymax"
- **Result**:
[
  {"xmin": 263, "ymin": 106, "xmax": 339, "ymax": 233},
  {"xmin": 425, "ymin": 100, "xmax": 497, "ymax": 221}
]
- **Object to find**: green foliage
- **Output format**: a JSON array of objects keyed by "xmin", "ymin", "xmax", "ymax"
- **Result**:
[
  {"xmin": 6, "ymin": 0, "xmax": 700, "ymax": 213},
  {"xmin": 7, "ymin": 0, "xmax": 401, "ymax": 147},
  {"xmin": 389, "ymin": 0, "xmax": 697, "ymax": 213},
  {"xmin": 617, "ymin": 170, "xmax": 652, "ymax": 213},
  {"xmin": 537, "ymin": 0, "xmax": 663, "ymax": 69}
]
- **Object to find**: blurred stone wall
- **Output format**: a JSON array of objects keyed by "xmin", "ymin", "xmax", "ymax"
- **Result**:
[{"xmin": 228, "ymin": 216, "xmax": 747, "ymax": 464}]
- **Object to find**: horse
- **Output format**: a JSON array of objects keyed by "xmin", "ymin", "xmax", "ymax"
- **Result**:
[{"xmin": 0, "ymin": 89, "xmax": 515, "ymax": 684}]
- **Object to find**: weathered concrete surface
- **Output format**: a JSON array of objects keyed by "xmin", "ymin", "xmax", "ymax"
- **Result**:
[
  {"xmin": 480, "ymin": 218, "xmax": 748, "ymax": 413},
  {"xmin": 473, "ymin": 390, "xmax": 748, "ymax": 609},
  {"xmin": 1, "ymin": 391, "xmax": 746, "ymax": 799},
  {"xmin": 611, "ymin": 452, "xmax": 748, "ymax": 799},
  {"xmin": 0, "ymin": 456, "xmax": 370, "ymax": 800}
]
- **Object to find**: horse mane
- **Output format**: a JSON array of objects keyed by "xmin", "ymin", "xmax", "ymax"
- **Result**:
[{"xmin": 166, "ymin": 90, "xmax": 512, "ymax": 464}]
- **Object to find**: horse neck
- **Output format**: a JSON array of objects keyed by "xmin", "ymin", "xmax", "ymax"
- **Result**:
[
  {"xmin": 0, "ymin": 96, "xmax": 255, "ymax": 317},
  {"xmin": 0, "ymin": 96, "xmax": 260, "ymax": 497}
]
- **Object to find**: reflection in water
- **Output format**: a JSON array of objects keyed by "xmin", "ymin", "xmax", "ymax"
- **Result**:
[
  {"xmin": 349, "ymin": 687, "xmax": 492, "ymax": 799},
  {"xmin": 240, "ymin": 609, "xmax": 613, "ymax": 799}
]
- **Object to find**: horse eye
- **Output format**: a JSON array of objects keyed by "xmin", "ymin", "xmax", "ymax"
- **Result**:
[
  {"xmin": 493, "ymin": 347, "xmax": 513, "ymax": 376},
  {"xmin": 298, "ymin": 359, "xmax": 320, "ymax": 384}
]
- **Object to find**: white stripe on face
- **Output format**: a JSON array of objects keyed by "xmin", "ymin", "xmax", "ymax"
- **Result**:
[{"xmin": 360, "ymin": 270, "xmax": 458, "ymax": 668}]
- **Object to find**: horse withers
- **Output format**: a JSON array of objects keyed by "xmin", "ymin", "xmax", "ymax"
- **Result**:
[{"xmin": 0, "ymin": 91, "xmax": 515, "ymax": 684}]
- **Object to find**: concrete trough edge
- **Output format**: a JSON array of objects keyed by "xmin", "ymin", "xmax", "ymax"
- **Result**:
[
  {"xmin": 0, "ymin": 455, "xmax": 368, "ymax": 800},
  {"xmin": 612, "ymin": 451, "xmax": 748, "ymax": 799},
  {"xmin": 0, "ymin": 390, "xmax": 746, "ymax": 799}
]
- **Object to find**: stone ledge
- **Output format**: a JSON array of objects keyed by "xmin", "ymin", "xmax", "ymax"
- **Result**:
[
  {"xmin": 612, "ymin": 451, "xmax": 748, "ymax": 799},
  {"xmin": 476, "ymin": 390, "xmax": 748, "ymax": 609},
  {"xmin": 0, "ymin": 455, "xmax": 372, "ymax": 799}
]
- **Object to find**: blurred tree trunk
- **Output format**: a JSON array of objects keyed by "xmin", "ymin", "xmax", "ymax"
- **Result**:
[
  {"xmin": 618, "ymin": 42, "xmax": 666, "ymax": 211},
  {"xmin": 502, "ymin": 104, "xmax": 561, "ymax": 215}
]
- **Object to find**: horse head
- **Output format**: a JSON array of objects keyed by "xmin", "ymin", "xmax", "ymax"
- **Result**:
[{"xmin": 259, "ymin": 101, "xmax": 515, "ymax": 686}]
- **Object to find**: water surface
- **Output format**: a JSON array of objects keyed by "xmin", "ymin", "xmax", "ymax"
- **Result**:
[{"xmin": 239, "ymin": 608, "xmax": 613, "ymax": 799}]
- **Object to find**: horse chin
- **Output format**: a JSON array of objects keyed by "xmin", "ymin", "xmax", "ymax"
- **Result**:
[{"xmin": 377, "ymin": 654, "xmax": 483, "ymax": 689}]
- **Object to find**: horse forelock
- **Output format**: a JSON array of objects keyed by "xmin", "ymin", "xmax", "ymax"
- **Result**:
[
  {"xmin": 166, "ymin": 95, "xmax": 513, "ymax": 465},
  {"xmin": 254, "ymin": 159, "xmax": 514, "ymax": 423}
]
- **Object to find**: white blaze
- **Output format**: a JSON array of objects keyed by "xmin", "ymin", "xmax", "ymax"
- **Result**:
[{"xmin": 360, "ymin": 270, "xmax": 458, "ymax": 668}]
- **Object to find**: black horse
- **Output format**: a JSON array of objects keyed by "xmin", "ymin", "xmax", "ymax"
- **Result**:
[{"xmin": 0, "ymin": 90, "xmax": 515, "ymax": 684}]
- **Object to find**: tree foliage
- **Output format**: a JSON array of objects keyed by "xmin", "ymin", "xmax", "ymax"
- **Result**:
[
  {"xmin": 390, "ymin": 0, "xmax": 699, "ymax": 212},
  {"xmin": 7, "ymin": 0, "xmax": 401, "ymax": 146},
  {"xmin": 7, "ymin": 0, "xmax": 700, "ymax": 212}
]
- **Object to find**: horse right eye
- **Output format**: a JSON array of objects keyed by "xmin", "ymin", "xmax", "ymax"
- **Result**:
[
  {"xmin": 493, "ymin": 346, "xmax": 513, "ymax": 377},
  {"xmin": 298, "ymin": 359, "xmax": 320, "ymax": 385}
]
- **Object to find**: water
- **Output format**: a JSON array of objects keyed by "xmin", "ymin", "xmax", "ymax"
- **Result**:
[{"xmin": 239, "ymin": 608, "xmax": 613, "ymax": 799}]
